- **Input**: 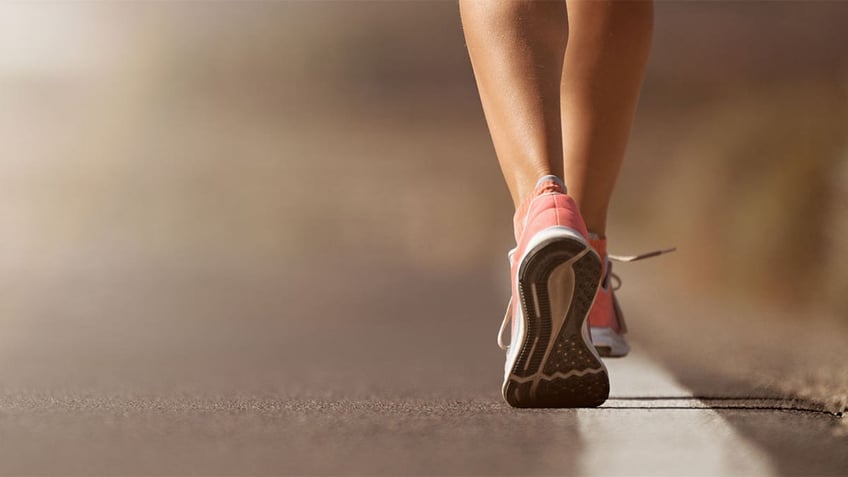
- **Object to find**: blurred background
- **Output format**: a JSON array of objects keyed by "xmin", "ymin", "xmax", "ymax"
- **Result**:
[{"xmin": 0, "ymin": 2, "xmax": 846, "ymax": 408}]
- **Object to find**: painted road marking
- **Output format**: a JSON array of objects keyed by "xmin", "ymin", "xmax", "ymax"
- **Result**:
[{"xmin": 574, "ymin": 346, "xmax": 776, "ymax": 476}]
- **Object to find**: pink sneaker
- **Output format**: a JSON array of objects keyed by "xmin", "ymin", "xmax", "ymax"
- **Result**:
[
  {"xmin": 498, "ymin": 175, "xmax": 608, "ymax": 408},
  {"xmin": 587, "ymin": 238, "xmax": 629, "ymax": 358},
  {"xmin": 587, "ymin": 238, "xmax": 676, "ymax": 358}
]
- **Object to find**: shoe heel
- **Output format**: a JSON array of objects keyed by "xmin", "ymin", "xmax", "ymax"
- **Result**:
[{"xmin": 504, "ymin": 233, "xmax": 608, "ymax": 408}]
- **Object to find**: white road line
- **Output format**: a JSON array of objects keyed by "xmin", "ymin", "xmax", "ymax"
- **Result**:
[{"xmin": 575, "ymin": 346, "xmax": 776, "ymax": 476}]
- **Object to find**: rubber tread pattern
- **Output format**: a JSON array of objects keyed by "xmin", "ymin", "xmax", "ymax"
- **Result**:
[{"xmin": 504, "ymin": 237, "xmax": 609, "ymax": 408}]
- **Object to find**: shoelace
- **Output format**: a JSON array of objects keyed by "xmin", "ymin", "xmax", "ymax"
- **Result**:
[{"xmin": 497, "ymin": 246, "xmax": 677, "ymax": 351}]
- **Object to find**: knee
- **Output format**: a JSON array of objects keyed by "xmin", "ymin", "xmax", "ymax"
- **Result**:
[
  {"xmin": 460, "ymin": 0, "xmax": 532, "ymax": 19},
  {"xmin": 568, "ymin": 0, "xmax": 653, "ymax": 54},
  {"xmin": 461, "ymin": 0, "xmax": 569, "ymax": 50},
  {"xmin": 461, "ymin": 0, "xmax": 566, "ymax": 28}
]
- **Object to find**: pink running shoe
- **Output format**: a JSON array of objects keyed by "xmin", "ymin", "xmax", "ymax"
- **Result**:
[
  {"xmin": 498, "ymin": 175, "xmax": 608, "ymax": 408},
  {"xmin": 587, "ymin": 239, "xmax": 676, "ymax": 358}
]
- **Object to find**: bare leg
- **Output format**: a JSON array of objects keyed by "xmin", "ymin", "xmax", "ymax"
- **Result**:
[
  {"xmin": 460, "ymin": 0, "xmax": 568, "ymax": 208},
  {"xmin": 561, "ymin": 0, "xmax": 653, "ymax": 236}
]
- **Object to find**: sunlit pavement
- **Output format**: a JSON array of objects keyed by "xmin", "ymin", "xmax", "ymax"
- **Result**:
[{"xmin": 0, "ymin": 263, "xmax": 845, "ymax": 475}]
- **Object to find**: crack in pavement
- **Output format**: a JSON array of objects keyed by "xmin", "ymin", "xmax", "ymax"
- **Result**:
[{"xmin": 605, "ymin": 397, "xmax": 844, "ymax": 416}]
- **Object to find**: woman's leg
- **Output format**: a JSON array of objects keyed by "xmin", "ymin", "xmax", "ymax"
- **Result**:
[
  {"xmin": 561, "ymin": 0, "xmax": 653, "ymax": 236},
  {"xmin": 459, "ymin": 0, "xmax": 568, "ymax": 208}
]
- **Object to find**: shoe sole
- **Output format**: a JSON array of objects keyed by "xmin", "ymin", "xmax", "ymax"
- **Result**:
[{"xmin": 503, "ymin": 233, "xmax": 608, "ymax": 408}]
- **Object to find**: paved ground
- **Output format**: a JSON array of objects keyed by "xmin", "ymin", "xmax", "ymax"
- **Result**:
[
  {"xmin": 1, "ymin": 259, "xmax": 846, "ymax": 475},
  {"xmin": 2, "ymin": 3, "xmax": 847, "ymax": 474}
]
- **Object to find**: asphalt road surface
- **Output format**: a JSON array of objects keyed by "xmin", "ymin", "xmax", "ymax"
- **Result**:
[{"xmin": 1, "ymin": 259, "xmax": 846, "ymax": 475}]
